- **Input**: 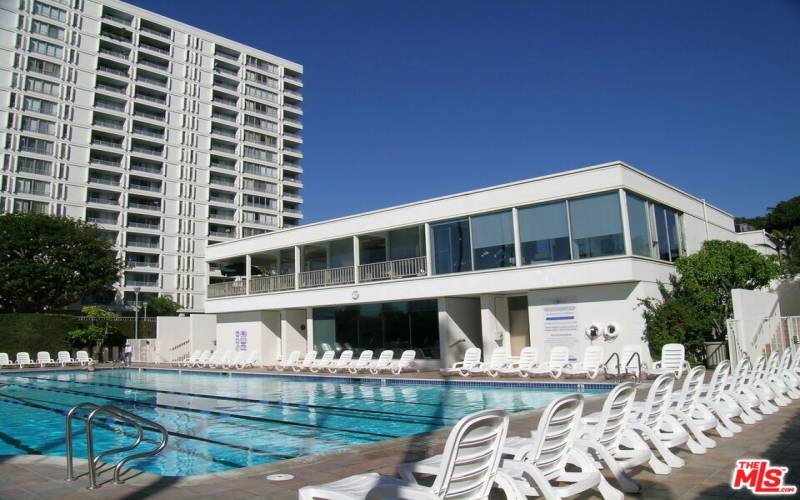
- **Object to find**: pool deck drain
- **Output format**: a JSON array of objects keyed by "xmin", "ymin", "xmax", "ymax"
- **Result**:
[{"xmin": 1, "ymin": 382, "xmax": 799, "ymax": 499}]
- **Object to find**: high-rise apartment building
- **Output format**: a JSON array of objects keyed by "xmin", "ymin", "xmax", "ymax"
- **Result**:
[{"xmin": 0, "ymin": 0, "xmax": 304, "ymax": 311}]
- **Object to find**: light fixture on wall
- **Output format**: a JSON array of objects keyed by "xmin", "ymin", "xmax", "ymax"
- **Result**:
[
  {"xmin": 604, "ymin": 323, "xmax": 620, "ymax": 341},
  {"xmin": 585, "ymin": 323, "xmax": 602, "ymax": 341},
  {"xmin": 351, "ymin": 290, "xmax": 360, "ymax": 300}
]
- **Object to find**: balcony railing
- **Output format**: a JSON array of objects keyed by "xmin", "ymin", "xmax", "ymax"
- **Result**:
[
  {"xmin": 138, "ymin": 59, "xmax": 169, "ymax": 72},
  {"xmin": 125, "ymin": 279, "xmax": 158, "ymax": 287},
  {"xmin": 98, "ymin": 66, "xmax": 129, "ymax": 77},
  {"xmin": 90, "ymin": 157, "xmax": 121, "ymax": 167},
  {"xmin": 135, "ymin": 94, "xmax": 166, "ymax": 105},
  {"xmin": 127, "ymin": 260, "xmax": 159, "ymax": 269},
  {"xmin": 358, "ymin": 256, "xmax": 427, "ymax": 283},
  {"xmin": 214, "ymin": 67, "xmax": 238, "ymax": 77},
  {"xmin": 88, "ymin": 196, "xmax": 119, "ymax": 205},
  {"xmin": 129, "ymin": 183, "xmax": 161, "ymax": 193},
  {"xmin": 131, "ymin": 145, "xmax": 163, "ymax": 156},
  {"xmin": 128, "ymin": 221, "xmax": 159, "ymax": 230},
  {"xmin": 87, "ymin": 217, "xmax": 118, "ymax": 225},
  {"xmin": 140, "ymin": 26, "xmax": 170, "ymax": 39},
  {"xmin": 94, "ymin": 119, "xmax": 125, "ymax": 130},
  {"xmin": 137, "ymin": 75, "xmax": 167, "ymax": 87},
  {"xmin": 215, "ymin": 51, "xmax": 239, "ymax": 62},
  {"xmin": 130, "ymin": 162, "xmax": 162, "ymax": 174},
  {"xmin": 128, "ymin": 201, "xmax": 161, "ymax": 211},
  {"xmin": 95, "ymin": 100, "xmax": 126, "ymax": 112},
  {"xmin": 127, "ymin": 239, "xmax": 159, "ymax": 248},
  {"xmin": 99, "ymin": 47, "xmax": 130, "ymax": 60},
  {"xmin": 207, "ymin": 280, "xmax": 245, "ymax": 298},
  {"xmin": 140, "ymin": 43, "xmax": 169, "ymax": 55},
  {"xmin": 299, "ymin": 266, "xmax": 355, "ymax": 289},
  {"xmin": 132, "ymin": 127, "xmax": 164, "ymax": 139},
  {"xmin": 93, "ymin": 139, "xmax": 123, "ymax": 149},
  {"xmin": 133, "ymin": 110, "xmax": 165, "ymax": 121},
  {"xmin": 212, "ymin": 112, "xmax": 237, "ymax": 123},
  {"xmin": 88, "ymin": 176, "xmax": 120, "ymax": 186},
  {"xmin": 250, "ymin": 274, "xmax": 295, "ymax": 294}
]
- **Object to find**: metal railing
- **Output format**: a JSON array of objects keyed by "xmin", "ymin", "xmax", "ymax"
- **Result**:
[
  {"xmin": 130, "ymin": 162, "xmax": 162, "ymax": 174},
  {"xmin": 87, "ymin": 217, "xmax": 118, "ymax": 225},
  {"xmin": 135, "ymin": 94, "xmax": 166, "ymax": 105},
  {"xmin": 136, "ymin": 75, "xmax": 167, "ymax": 87},
  {"xmin": 140, "ymin": 26, "xmax": 170, "ymax": 39},
  {"xmin": 129, "ymin": 183, "xmax": 161, "ymax": 193},
  {"xmin": 603, "ymin": 352, "xmax": 621, "ymax": 382},
  {"xmin": 132, "ymin": 127, "xmax": 164, "ymax": 139},
  {"xmin": 299, "ymin": 266, "xmax": 355, "ymax": 288},
  {"xmin": 91, "ymin": 157, "xmax": 121, "ymax": 167},
  {"xmin": 128, "ymin": 201, "xmax": 160, "ymax": 211},
  {"xmin": 624, "ymin": 351, "xmax": 642, "ymax": 383},
  {"xmin": 138, "ymin": 59, "xmax": 168, "ymax": 72},
  {"xmin": 207, "ymin": 280, "xmax": 245, "ymax": 298},
  {"xmin": 250, "ymin": 274, "xmax": 295, "ymax": 294},
  {"xmin": 66, "ymin": 403, "xmax": 168, "ymax": 489},
  {"xmin": 100, "ymin": 32, "xmax": 132, "ymax": 44},
  {"xmin": 358, "ymin": 256, "xmax": 427, "ymax": 282},
  {"xmin": 127, "ymin": 240, "xmax": 158, "ymax": 248},
  {"xmin": 139, "ymin": 43, "xmax": 169, "ymax": 55},
  {"xmin": 727, "ymin": 316, "xmax": 800, "ymax": 366},
  {"xmin": 133, "ymin": 110, "xmax": 165, "ymax": 121},
  {"xmin": 93, "ymin": 139, "xmax": 123, "ymax": 149},
  {"xmin": 96, "ymin": 83, "xmax": 126, "ymax": 94},
  {"xmin": 88, "ymin": 176, "xmax": 120, "ymax": 186},
  {"xmin": 94, "ymin": 119, "xmax": 125, "ymax": 130},
  {"xmin": 215, "ymin": 51, "xmax": 239, "ymax": 62},
  {"xmin": 131, "ymin": 145, "xmax": 163, "ymax": 156},
  {"xmin": 99, "ymin": 47, "xmax": 129, "ymax": 59},
  {"xmin": 87, "ymin": 196, "xmax": 119, "ymax": 205},
  {"xmin": 211, "ymin": 112, "xmax": 237, "ymax": 122},
  {"xmin": 127, "ymin": 221, "xmax": 159, "ymax": 230},
  {"xmin": 98, "ymin": 66, "xmax": 129, "ymax": 77},
  {"xmin": 95, "ymin": 100, "xmax": 126, "ymax": 112}
]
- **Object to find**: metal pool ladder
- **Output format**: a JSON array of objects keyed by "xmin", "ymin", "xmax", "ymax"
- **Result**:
[{"xmin": 65, "ymin": 402, "xmax": 168, "ymax": 489}]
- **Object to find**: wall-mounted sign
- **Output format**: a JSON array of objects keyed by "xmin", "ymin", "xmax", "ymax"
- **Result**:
[
  {"xmin": 234, "ymin": 329, "xmax": 248, "ymax": 352},
  {"xmin": 542, "ymin": 303, "xmax": 579, "ymax": 360}
]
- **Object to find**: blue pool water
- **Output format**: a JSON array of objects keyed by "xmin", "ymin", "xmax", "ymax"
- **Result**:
[{"xmin": 0, "ymin": 369, "xmax": 610, "ymax": 476}]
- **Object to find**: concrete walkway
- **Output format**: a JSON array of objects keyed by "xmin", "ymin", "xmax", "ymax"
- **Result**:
[{"xmin": 1, "ymin": 383, "xmax": 798, "ymax": 499}]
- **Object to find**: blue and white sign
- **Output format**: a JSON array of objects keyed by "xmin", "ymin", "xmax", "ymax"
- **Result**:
[
  {"xmin": 542, "ymin": 304, "xmax": 579, "ymax": 360},
  {"xmin": 234, "ymin": 329, "xmax": 248, "ymax": 352}
]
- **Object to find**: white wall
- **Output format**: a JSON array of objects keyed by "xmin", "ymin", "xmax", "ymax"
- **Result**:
[
  {"xmin": 527, "ymin": 282, "xmax": 657, "ymax": 366},
  {"xmin": 730, "ymin": 288, "xmax": 782, "ymax": 362},
  {"xmin": 216, "ymin": 311, "xmax": 276, "ymax": 364},
  {"xmin": 155, "ymin": 314, "xmax": 216, "ymax": 361},
  {"xmin": 480, "ymin": 295, "xmax": 510, "ymax": 358},
  {"xmin": 281, "ymin": 309, "xmax": 309, "ymax": 356},
  {"xmin": 438, "ymin": 297, "xmax": 482, "ymax": 367}
]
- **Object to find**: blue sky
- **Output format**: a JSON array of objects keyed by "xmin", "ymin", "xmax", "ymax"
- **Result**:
[{"xmin": 130, "ymin": 0, "xmax": 799, "ymax": 222}]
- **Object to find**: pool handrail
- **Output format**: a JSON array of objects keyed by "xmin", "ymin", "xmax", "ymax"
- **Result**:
[{"xmin": 65, "ymin": 402, "xmax": 169, "ymax": 489}]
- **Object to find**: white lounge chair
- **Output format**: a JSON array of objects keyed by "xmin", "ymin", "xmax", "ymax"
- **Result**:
[
  {"xmin": 327, "ymin": 350, "xmax": 353, "ymax": 373},
  {"xmin": 469, "ymin": 347, "xmax": 509, "ymax": 377},
  {"xmin": 274, "ymin": 350, "xmax": 301, "ymax": 371},
  {"xmin": 626, "ymin": 373, "xmax": 685, "ymax": 475},
  {"xmin": 696, "ymin": 360, "xmax": 744, "ymax": 438},
  {"xmin": 564, "ymin": 345, "xmax": 605, "ymax": 379},
  {"xmin": 182, "ymin": 350, "xmax": 202, "ymax": 367},
  {"xmin": 36, "ymin": 351, "xmax": 56, "ymax": 367},
  {"xmin": 647, "ymin": 343, "xmax": 690, "ymax": 378},
  {"xmin": 497, "ymin": 347, "xmax": 539, "ymax": 377},
  {"xmin": 16, "ymin": 352, "xmax": 36, "ymax": 368},
  {"xmin": 0, "ymin": 353, "xmax": 15, "ymax": 369},
  {"xmin": 527, "ymin": 346, "xmax": 570, "ymax": 378},
  {"xmin": 758, "ymin": 353, "xmax": 792, "ymax": 407},
  {"xmin": 300, "ymin": 409, "xmax": 514, "ymax": 500},
  {"xmin": 665, "ymin": 365, "xmax": 717, "ymax": 454},
  {"xmin": 347, "ymin": 350, "xmax": 373, "ymax": 373},
  {"xmin": 293, "ymin": 351, "xmax": 318, "ymax": 372},
  {"xmin": 201, "ymin": 350, "xmax": 223, "ymax": 368},
  {"xmin": 75, "ymin": 350, "xmax": 93, "ymax": 366},
  {"xmin": 309, "ymin": 351, "xmax": 336, "ymax": 373},
  {"xmin": 224, "ymin": 351, "xmax": 246, "ymax": 369},
  {"xmin": 725, "ymin": 358, "xmax": 767, "ymax": 422},
  {"xmin": 410, "ymin": 393, "xmax": 602, "ymax": 500},
  {"xmin": 440, "ymin": 347, "xmax": 482, "ymax": 377},
  {"xmin": 204, "ymin": 350, "xmax": 233, "ymax": 368},
  {"xmin": 389, "ymin": 350, "xmax": 417, "ymax": 375},
  {"xmin": 778, "ymin": 348, "xmax": 800, "ymax": 393},
  {"xmin": 574, "ymin": 382, "xmax": 652, "ymax": 495},
  {"xmin": 368, "ymin": 350, "xmax": 394, "ymax": 375},
  {"xmin": 768, "ymin": 350, "xmax": 800, "ymax": 400},
  {"xmin": 236, "ymin": 351, "xmax": 260, "ymax": 369}
]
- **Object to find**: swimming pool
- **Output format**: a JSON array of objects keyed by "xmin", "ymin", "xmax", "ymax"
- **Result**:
[{"xmin": 0, "ymin": 368, "xmax": 611, "ymax": 476}]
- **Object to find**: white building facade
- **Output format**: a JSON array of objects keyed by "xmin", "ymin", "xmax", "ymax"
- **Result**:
[
  {"xmin": 0, "ymin": 0, "xmax": 304, "ymax": 310},
  {"xmin": 204, "ymin": 162, "xmax": 738, "ymax": 368}
]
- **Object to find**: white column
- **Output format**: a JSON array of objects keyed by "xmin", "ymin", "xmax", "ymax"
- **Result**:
[
  {"xmin": 294, "ymin": 245, "xmax": 301, "ymax": 289},
  {"xmin": 424, "ymin": 222, "xmax": 432, "ymax": 275},
  {"xmin": 245, "ymin": 254, "xmax": 252, "ymax": 295},
  {"xmin": 353, "ymin": 235, "xmax": 360, "ymax": 283},
  {"xmin": 618, "ymin": 188, "xmax": 632, "ymax": 256},
  {"xmin": 306, "ymin": 307, "xmax": 314, "ymax": 353},
  {"xmin": 512, "ymin": 207, "xmax": 522, "ymax": 267}
]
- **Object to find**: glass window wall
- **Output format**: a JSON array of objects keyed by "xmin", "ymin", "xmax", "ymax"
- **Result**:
[
  {"xmin": 569, "ymin": 192, "xmax": 625, "ymax": 259},
  {"xmin": 431, "ymin": 219, "xmax": 471, "ymax": 274},
  {"xmin": 313, "ymin": 299, "xmax": 440, "ymax": 359},
  {"xmin": 518, "ymin": 201, "xmax": 571, "ymax": 264},
  {"xmin": 471, "ymin": 210, "xmax": 515, "ymax": 269},
  {"xmin": 626, "ymin": 193, "xmax": 653, "ymax": 257}
]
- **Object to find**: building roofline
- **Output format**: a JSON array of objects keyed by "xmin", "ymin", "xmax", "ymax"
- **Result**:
[
  {"xmin": 102, "ymin": 0, "xmax": 302, "ymax": 70},
  {"xmin": 209, "ymin": 160, "xmax": 733, "ymax": 248}
]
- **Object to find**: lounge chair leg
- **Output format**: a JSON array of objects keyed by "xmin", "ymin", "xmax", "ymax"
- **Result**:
[
  {"xmin": 686, "ymin": 436, "xmax": 706, "ymax": 455},
  {"xmin": 598, "ymin": 475, "xmax": 625, "ymax": 500},
  {"xmin": 686, "ymin": 420, "xmax": 716, "ymax": 449},
  {"xmin": 647, "ymin": 455, "xmax": 672, "ymax": 475},
  {"xmin": 652, "ymin": 437, "xmax": 685, "ymax": 469}
]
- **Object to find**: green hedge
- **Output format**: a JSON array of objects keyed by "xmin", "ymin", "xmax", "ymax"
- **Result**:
[{"xmin": 0, "ymin": 314, "xmax": 155, "ymax": 356}]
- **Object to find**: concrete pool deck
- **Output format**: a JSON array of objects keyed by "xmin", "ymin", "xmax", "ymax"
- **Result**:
[{"xmin": 1, "ymin": 366, "xmax": 798, "ymax": 499}]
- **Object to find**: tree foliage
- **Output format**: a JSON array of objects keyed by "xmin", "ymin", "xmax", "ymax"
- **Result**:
[
  {"xmin": 738, "ymin": 195, "xmax": 800, "ymax": 276},
  {"xmin": 67, "ymin": 305, "xmax": 120, "ymax": 350},
  {"xmin": 675, "ymin": 240, "xmax": 781, "ymax": 338},
  {"xmin": 640, "ymin": 240, "xmax": 781, "ymax": 361},
  {"xmin": 0, "ymin": 213, "xmax": 122, "ymax": 312},
  {"xmin": 639, "ymin": 276, "xmax": 713, "ymax": 363},
  {"xmin": 146, "ymin": 295, "xmax": 181, "ymax": 316}
]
